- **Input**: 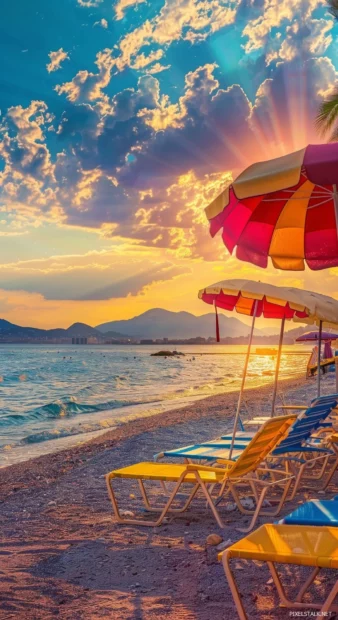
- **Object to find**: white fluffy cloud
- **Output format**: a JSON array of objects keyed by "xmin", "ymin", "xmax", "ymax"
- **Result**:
[
  {"xmin": 243, "ymin": 0, "xmax": 333, "ymax": 65},
  {"xmin": 94, "ymin": 18, "xmax": 108, "ymax": 29},
  {"xmin": 114, "ymin": 0, "xmax": 146, "ymax": 21},
  {"xmin": 77, "ymin": 0, "xmax": 102, "ymax": 6},
  {"xmin": 56, "ymin": 49, "xmax": 114, "ymax": 102},
  {"xmin": 46, "ymin": 48, "xmax": 69, "ymax": 73}
]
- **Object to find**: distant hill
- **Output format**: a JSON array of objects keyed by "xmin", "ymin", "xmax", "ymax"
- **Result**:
[
  {"xmin": 0, "ymin": 313, "xmax": 316, "ymax": 344},
  {"xmin": 0, "ymin": 319, "xmax": 128, "ymax": 341},
  {"xmin": 96, "ymin": 308, "xmax": 267, "ymax": 340}
]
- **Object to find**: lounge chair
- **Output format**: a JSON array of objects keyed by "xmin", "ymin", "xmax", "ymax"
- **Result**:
[
  {"xmin": 105, "ymin": 415, "xmax": 296, "ymax": 529},
  {"xmin": 157, "ymin": 402, "xmax": 337, "ymax": 499},
  {"xmin": 321, "ymin": 432, "xmax": 338, "ymax": 489},
  {"xmin": 276, "ymin": 392, "xmax": 338, "ymax": 413},
  {"xmin": 221, "ymin": 402, "xmax": 338, "ymax": 497},
  {"xmin": 248, "ymin": 393, "xmax": 338, "ymax": 424},
  {"xmin": 220, "ymin": 524, "xmax": 338, "ymax": 619},
  {"xmin": 156, "ymin": 402, "xmax": 336, "ymax": 460},
  {"xmin": 279, "ymin": 496, "xmax": 338, "ymax": 526}
]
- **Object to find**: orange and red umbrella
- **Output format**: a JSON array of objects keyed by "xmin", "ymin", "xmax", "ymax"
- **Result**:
[{"xmin": 206, "ymin": 143, "xmax": 338, "ymax": 271}]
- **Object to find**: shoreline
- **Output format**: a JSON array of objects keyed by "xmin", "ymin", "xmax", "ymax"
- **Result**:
[
  {"xmin": 0, "ymin": 373, "xmax": 309, "ymax": 497},
  {"xmin": 0, "ymin": 367, "xmax": 307, "ymax": 470},
  {"xmin": 1, "ymin": 372, "xmax": 337, "ymax": 619}
]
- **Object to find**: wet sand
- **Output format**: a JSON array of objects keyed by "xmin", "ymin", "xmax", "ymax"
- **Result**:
[{"xmin": 1, "ymin": 372, "xmax": 338, "ymax": 619}]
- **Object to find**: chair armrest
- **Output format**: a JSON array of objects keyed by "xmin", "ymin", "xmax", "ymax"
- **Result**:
[
  {"xmin": 276, "ymin": 405, "xmax": 305, "ymax": 410},
  {"xmin": 256, "ymin": 467, "xmax": 294, "ymax": 477}
]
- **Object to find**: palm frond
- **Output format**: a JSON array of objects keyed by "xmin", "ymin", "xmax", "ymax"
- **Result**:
[
  {"xmin": 315, "ymin": 88, "xmax": 338, "ymax": 135},
  {"xmin": 328, "ymin": 0, "xmax": 338, "ymax": 19},
  {"xmin": 329, "ymin": 125, "xmax": 338, "ymax": 142}
]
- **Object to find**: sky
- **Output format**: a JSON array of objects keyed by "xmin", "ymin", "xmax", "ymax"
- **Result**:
[{"xmin": 1, "ymin": 0, "xmax": 338, "ymax": 328}]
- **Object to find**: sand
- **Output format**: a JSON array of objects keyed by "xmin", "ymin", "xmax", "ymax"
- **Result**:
[{"xmin": 1, "ymin": 371, "xmax": 338, "ymax": 619}]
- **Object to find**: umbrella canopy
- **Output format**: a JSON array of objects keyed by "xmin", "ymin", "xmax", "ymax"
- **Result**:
[
  {"xmin": 198, "ymin": 279, "xmax": 338, "ymax": 326},
  {"xmin": 205, "ymin": 143, "xmax": 338, "ymax": 271},
  {"xmin": 296, "ymin": 331, "xmax": 338, "ymax": 343},
  {"xmin": 199, "ymin": 279, "xmax": 338, "ymax": 454}
]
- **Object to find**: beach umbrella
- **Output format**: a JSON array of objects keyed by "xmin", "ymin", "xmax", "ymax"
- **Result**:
[
  {"xmin": 296, "ymin": 331, "xmax": 338, "ymax": 375},
  {"xmin": 204, "ymin": 143, "xmax": 338, "ymax": 395},
  {"xmin": 205, "ymin": 143, "xmax": 338, "ymax": 271},
  {"xmin": 198, "ymin": 279, "xmax": 338, "ymax": 456},
  {"xmin": 296, "ymin": 331, "xmax": 338, "ymax": 343}
]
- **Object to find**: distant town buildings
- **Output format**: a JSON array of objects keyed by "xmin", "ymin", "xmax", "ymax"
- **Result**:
[{"xmin": 72, "ymin": 337, "xmax": 88, "ymax": 345}]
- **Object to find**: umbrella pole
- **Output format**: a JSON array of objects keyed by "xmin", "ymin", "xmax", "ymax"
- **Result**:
[
  {"xmin": 270, "ymin": 317, "xmax": 285, "ymax": 416},
  {"xmin": 229, "ymin": 299, "xmax": 258, "ymax": 459},
  {"xmin": 317, "ymin": 320, "xmax": 323, "ymax": 398}
]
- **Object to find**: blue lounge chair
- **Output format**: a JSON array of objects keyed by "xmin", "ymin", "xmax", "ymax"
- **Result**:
[
  {"xmin": 279, "ymin": 497, "xmax": 338, "ymax": 526},
  {"xmin": 156, "ymin": 401, "xmax": 338, "ymax": 499},
  {"xmin": 156, "ymin": 402, "xmax": 336, "ymax": 460}
]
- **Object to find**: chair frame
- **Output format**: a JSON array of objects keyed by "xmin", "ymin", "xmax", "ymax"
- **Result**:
[
  {"xmin": 106, "ymin": 463, "xmax": 294, "ymax": 530},
  {"xmin": 106, "ymin": 464, "xmax": 229, "ymax": 527},
  {"xmin": 222, "ymin": 552, "xmax": 338, "ymax": 620}
]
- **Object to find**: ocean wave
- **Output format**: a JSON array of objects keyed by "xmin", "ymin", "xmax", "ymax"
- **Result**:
[
  {"xmin": 0, "ymin": 396, "xmax": 150, "ymax": 428},
  {"xmin": 21, "ymin": 423, "xmax": 114, "ymax": 445}
]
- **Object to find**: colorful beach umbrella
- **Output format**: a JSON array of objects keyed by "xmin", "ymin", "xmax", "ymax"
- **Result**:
[
  {"xmin": 296, "ymin": 331, "xmax": 338, "ymax": 374},
  {"xmin": 205, "ymin": 143, "xmax": 338, "ymax": 271},
  {"xmin": 296, "ymin": 331, "xmax": 338, "ymax": 343},
  {"xmin": 198, "ymin": 279, "xmax": 338, "ymax": 456}
]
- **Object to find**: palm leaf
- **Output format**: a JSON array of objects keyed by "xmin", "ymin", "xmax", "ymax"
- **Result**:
[
  {"xmin": 330, "ymin": 125, "xmax": 338, "ymax": 142},
  {"xmin": 328, "ymin": 0, "xmax": 338, "ymax": 19},
  {"xmin": 316, "ymin": 88, "xmax": 338, "ymax": 136}
]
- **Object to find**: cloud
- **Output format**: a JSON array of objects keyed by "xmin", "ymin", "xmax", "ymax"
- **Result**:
[
  {"xmin": 0, "ymin": 247, "xmax": 189, "ymax": 300},
  {"xmin": 115, "ymin": 0, "xmax": 146, "ymax": 21},
  {"xmin": 0, "ymin": 101, "xmax": 55, "ymax": 181},
  {"xmin": 2, "ymin": 43, "xmax": 338, "ymax": 263},
  {"xmin": 56, "ymin": 74, "xmax": 160, "ymax": 174},
  {"xmin": 56, "ymin": 49, "xmax": 115, "ymax": 102},
  {"xmin": 94, "ymin": 18, "xmax": 108, "ymax": 29},
  {"xmin": 0, "ymin": 230, "xmax": 29, "ymax": 237},
  {"xmin": 115, "ymin": 0, "xmax": 237, "ymax": 73},
  {"xmin": 77, "ymin": 0, "xmax": 102, "ymax": 6},
  {"xmin": 242, "ymin": 0, "xmax": 333, "ymax": 65},
  {"xmin": 145, "ymin": 62, "xmax": 171, "ymax": 75},
  {"xmin": 250, "ymin": 56, "xmax": 338, "ymax": 153},
  {"xmin": 120, "ymin": 64, "xmax": 254, "ymax": 187},
  {"xmin": 0, "ymin": 101, "xmax": 56, "ymax": 217},
  {"xmin": 55, "ymin": 0, "xmax": 238, "ymax": 89},
  {"xmin": 46, "ymin": 48, "xmax": 69, "ymax": 73}
]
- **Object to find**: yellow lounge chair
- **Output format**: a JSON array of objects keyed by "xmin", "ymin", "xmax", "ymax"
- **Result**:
[
  {"xmin": 220, "ymin": 523, "xmax": 338, "ymax": 619},
  {"xmin": 106, "ymin": 414, "xmax": 296, "ymax": 529}
]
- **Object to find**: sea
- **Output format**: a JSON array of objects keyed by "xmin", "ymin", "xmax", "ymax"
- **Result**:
[{"xmin": 0, "ymin": 343, "xmax": 311, "ymax": 467}]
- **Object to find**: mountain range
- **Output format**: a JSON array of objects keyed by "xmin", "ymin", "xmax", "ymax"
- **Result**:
[
  {"xmin": 97, "ymin": 308, "xmax": 270, "ymax": 339},
  {"xmin": 0, "ymin": 319, "xmax": 126, "ymax": 341},
  {"xmin": 0, "ymin": 309, "xmax": 313, "ymax": 343}
]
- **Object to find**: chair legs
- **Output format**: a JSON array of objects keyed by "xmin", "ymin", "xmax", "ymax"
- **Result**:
[
  {"xmin": 285, "ymin": 454, "xmax": 335, "ymax": 500},
  {"xmin": 267, "ymin": 562, "xmax": 338, "ymax": 611},
  {"xmin": 222, "ymin": 553, "xmax": 338, "ymax": 619},
  {"xmin": 138, "ymin": 479, "xmax": 200, "ymax": 514},
  {"xmin": 222, "ymin": 552, "xmax": 248, "ymax": 620},
  {"xmin": 106, "ymin": 473, "xmax": 190, "ymax": 526},
  {"xmin": 223, "ymin": 475, "xmax": 293, "ymax": 533},
  {"xmin": 106, "ymin": 471, "xmax": 225, "ymax": 527}
]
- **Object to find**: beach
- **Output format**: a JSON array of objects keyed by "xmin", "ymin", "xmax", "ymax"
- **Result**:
[{"xmin": 1, "ymin": 370, "xmax": 338, "ymax": 619}]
